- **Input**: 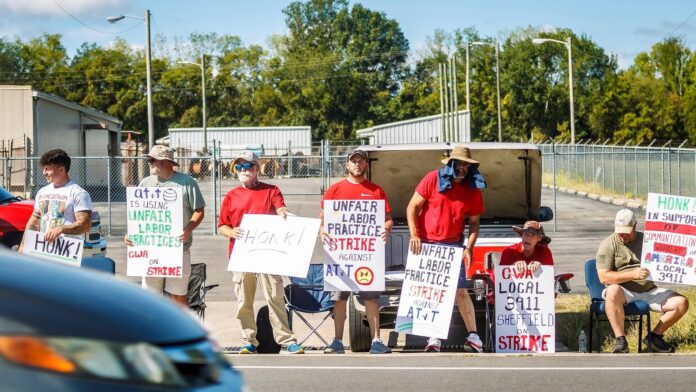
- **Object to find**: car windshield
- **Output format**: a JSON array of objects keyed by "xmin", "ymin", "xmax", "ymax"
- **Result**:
[{"xmin": 0, "ymin": 187, "xmax": 20, "ymax": 204}]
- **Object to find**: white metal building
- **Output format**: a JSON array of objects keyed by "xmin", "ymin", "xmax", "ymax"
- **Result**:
[
  {"xmin": 168, "ymin": 126, "xmax": 312, "ymax": 156},
  {"xmin": 356, "ymin": 111, "xmax": 470, "ymax": 145}
]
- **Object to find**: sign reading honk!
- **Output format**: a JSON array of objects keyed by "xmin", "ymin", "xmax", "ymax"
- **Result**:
[{"xmin": 23, "ymin": 229, "xmax": 84, "ymax": 266}]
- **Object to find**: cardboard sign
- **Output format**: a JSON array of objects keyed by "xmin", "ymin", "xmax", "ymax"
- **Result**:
[
  {"xmin": 641, "ymin": 193, "xmax": 696, "ymax": 285},
  {"xmin": 23, "ymin": 230, "xmax": 84, "ymax": 266},
  {"xmin": 228, "ymin": 214, "xmax": 320, "ymax": 278},
  {"xmin": 323, "ymin": 199, "xmax": 386, "ymax": 291},
  {"xmin": 126, "ymin": 187, "xmax": 184, "ymax": 277},
  {"xmin": 495, "ymin": 265, "xmax": 555, "ymax": 353},
  {"xmin": 395, "ymin": 244, "xmax": 462, "ymax": 339}
]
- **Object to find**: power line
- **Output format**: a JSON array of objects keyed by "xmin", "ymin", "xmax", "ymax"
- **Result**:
[{"xmin": 50, "ymin": 0, "xmax": 141, "ymax": 35}]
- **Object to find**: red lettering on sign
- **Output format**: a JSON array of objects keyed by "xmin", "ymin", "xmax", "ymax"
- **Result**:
[{"xmin": 653, "ymin": 242, "xmax": 688, "ymax": 257}]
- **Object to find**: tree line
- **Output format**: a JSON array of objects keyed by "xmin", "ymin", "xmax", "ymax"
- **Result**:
[{"xmin": 1, "ymin": 0, "xmax": 694, "ymax": 146}]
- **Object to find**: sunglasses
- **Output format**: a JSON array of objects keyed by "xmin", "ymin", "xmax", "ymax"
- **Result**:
[
  {"xmin": 147, "ymin": 158, "xmax": 158, "ymax": 164},
  {"xmin": 235, "ymin": 162, "xmax": 255, "ymax": 171}
]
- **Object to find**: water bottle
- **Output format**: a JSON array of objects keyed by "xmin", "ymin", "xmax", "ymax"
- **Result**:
[{"xmin": 578, "ymin": 330, "xmax": 587, "ymax": 353}]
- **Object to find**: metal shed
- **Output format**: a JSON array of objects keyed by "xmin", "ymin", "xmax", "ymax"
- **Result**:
[
  {"xmin": 356, "ymin": 111, "xmax": 470, "ymax": 145},
  {"xmin": 168, "ymin": 126, "xmax": 312, "ymax": 156}
]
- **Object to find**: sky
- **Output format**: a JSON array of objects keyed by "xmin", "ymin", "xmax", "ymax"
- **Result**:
[{"xmin": 1, "ymin": 0, "xmax": 695, "ymax": 69}]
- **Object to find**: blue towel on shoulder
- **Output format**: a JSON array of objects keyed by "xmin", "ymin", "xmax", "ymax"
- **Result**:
[
  {"xmin": 469, "ymin": 166, "xmax": 487, "ymax": 190},
  {"xmin": 438, "ymin": 161, "xmax": 487, "ymax": 193}
]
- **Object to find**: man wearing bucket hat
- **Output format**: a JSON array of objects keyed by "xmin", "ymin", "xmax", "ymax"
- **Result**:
[
  {"xmin": 596, "ymin": 209, "xmax": 689, "ymax": 353},
  {"xmin": 125, "ymin": 145, "xmax": 206, "ymax": 306},
  {"xmin": 500, "ymin": 221, "xmax": 554, "ymax": 273},
  {"xmin": 406, "ymin": 146, "xmax": 485, "ymax": 353},
  {"xmin": 218, "ymin": 150, "xmax": 304, "ymax": 355}
]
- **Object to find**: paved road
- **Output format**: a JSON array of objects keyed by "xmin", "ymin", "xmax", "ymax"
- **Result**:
[{"xmin": 230, "ymin": 354, "xmax": 696, "ymax": 392}]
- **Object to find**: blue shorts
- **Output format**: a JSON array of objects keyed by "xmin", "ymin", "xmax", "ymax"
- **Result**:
[{"xmin": 429, "ymin": 241, "xmax": 468, "ymax": 289}]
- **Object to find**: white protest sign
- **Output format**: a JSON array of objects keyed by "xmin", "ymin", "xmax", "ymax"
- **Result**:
[
  {"xmin": 23, "ymin": 230, "xmax": 84, "ymax": 266},
  {"xmin": 228, "ymin": 214, "xmax": 320, "ymax": 278},
  {"xmin": 323, "ymin": 199, "xmax": 386, "ymax": 291},
  {"xmin": 641, "ymin": 193, "xmax": 696, "ymax": 285},
  {"xmin": 126, "ymin": 187, "xmax": 183, "ymax": 277},
  {"xmin": 495, "ymin": 264, "xmax": 555, "ymax": 353},
  {"xmin": 395, "ymin": 244, "xmax": 462, "ymax": 339}
]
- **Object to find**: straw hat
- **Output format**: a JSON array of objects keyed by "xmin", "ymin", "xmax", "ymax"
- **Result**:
[
  {"xmin": 512, "ymin": 220, "xmax": 552, "ymax": 245},
  {"xmin": 441, "ymin": 146, "xmax": 479, "ymax": 166}
]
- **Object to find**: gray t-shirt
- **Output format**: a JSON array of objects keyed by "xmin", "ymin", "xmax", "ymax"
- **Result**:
[
  {"xmin": 596, "ymin": 231, "xmax": 654, "ymax": 293},
  {"xmin": 139, "ymin": 172, "xmax": 206, "ymax": 250}
]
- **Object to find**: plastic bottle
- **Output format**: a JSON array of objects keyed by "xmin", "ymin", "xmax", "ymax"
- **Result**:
[{"xmin": 578, "ymin": 330, "xmax": 587, "ymax": 353}]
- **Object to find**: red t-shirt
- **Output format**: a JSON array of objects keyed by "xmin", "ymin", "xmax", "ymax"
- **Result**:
[
  {"xmin": 415, "ymin": 170, "xmax": 484, "ymax": 243},
  {"xmin": 499, "ymin": 242, "xmax": 554, "ymax": 266},
  {"xmin": 218, "ymin": 183, "xmax": 285, "ymax": 256},
  {"xmin": 321, "ymin": 179, "xmax": 391, "ymax": 214}
]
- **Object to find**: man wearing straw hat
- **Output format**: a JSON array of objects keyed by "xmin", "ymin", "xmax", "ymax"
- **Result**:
[
  {"xmin": 406, "ymin": 146, "xmax": 485, "ymax": 353},
  {"xmin": 500, "ymin": 220, "xmax": 554, "ymax": 273}
]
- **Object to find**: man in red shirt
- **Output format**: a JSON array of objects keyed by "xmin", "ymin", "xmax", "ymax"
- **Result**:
[
  {"xmin": 321, "ymin": 150, "xmax": 394, "ymax": 354},
  {"xmin": 406, "ymin": 146, "xmax": 484, "ymax": 353},
  {"xmin": 500, "ymin": 220, "xmax": 554, "ymax": 273},
  {"xmin": 218, "ymin": 150, "xmax": 303, "ymax": 355}
]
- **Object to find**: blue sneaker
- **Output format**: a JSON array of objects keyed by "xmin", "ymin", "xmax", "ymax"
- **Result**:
[
  {"xmin": 369, "ymin": 339, "xmax": 392, "ymax": 354},
  {"xmin": 281, "ymin": 343, "xmax": 305, "ymax": 354},
  {"xmin": 239, "ymin": 343, "xmax": 257, "ymax": 354},
  {"xmin": 324, "ymin": 338, "xmax": 345, "ymax": 354}
]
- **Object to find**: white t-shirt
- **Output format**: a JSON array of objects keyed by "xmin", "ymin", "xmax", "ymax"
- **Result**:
[{"xmin": 33, "ymin": 180, "xmax": 92, "ymax": 232}]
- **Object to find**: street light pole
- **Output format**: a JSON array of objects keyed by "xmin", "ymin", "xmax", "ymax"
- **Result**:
[
  {"xmin": 532, "ymin": 37, "xmax": 575, "ymax": 145},
  {"xmin": 178, "ymin": 56, "xmax": 207, "ymax": 153},
  {"xmin": 471, "ymin": 41, "xmax": 503, "ymax": 142}
]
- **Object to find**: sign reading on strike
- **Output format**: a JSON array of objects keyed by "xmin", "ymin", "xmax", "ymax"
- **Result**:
[
  {"xmin": 323, "ymin": 199, "xmax": 385, "ymax": 291},
  {"xmin": 126, "ymin": 187, "xmax": 183, "ymax": 277},
  {"xmin": 23, "ymin": 230, "xmax": 84, "ymax": 266},
  {"xmin": 641, "ymin": 193, "xmax": 696, "ymax": 285},
  {"xmin": 395, "ymin": 244, "xmax": 462, "ymax": 339},
  {"xmin": 495, "ymin": 265, "xmax": 555, "ymax": 353},
  {"xmin": 228, "ymin": 214, "xmax": 320, "ymax": 278}
]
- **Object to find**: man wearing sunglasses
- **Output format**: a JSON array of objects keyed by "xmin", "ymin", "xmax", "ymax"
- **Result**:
[
  {"xmin": 218, "ymin": 150, "xmax": 304, "ymax": 355},
  {"xmin": 125, "ymin": 145, "xmax": 206, "ymax": 306}
]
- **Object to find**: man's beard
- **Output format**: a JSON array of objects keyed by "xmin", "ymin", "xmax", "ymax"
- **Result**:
[{"xmin": 149, "ymin": 166, "xmax": 160, "ymax": 176}]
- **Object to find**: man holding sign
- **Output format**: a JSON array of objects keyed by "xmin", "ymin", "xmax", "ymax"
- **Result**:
[
  {"xmin": 321, "ymin": 150, "xmax": 393, "ymax": 355},
  {"xmin": 500, "ymin": 221, "xmax": 554, "ymax": 272},
  {"xmin": 218, "ymin": 150, "xmax": 303, "ymax": 355},
  {"xmin": 125, "ymin": 145, "xmax": 206, "ymax": 306},
  {"xmin": 406, "ymin": 146, "xmax": 485, "ymax": 353},
  {"xmin": 20, "ymin": 149, "xmax": 92, "ymax": 262},
  {"xmin": 596, "ymin": 209, "xmax": 689, "ymax": 353}
]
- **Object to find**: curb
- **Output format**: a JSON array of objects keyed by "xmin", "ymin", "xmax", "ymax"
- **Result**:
[{"xmin": 542, "ymin": 184, "xmax": 646, "ymax": 210}]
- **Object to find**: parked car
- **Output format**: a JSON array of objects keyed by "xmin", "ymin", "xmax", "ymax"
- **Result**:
[
  {"xmin": 0, "ymin": 251, "xmax": 245, "ymax": 391},
  {"xmin": 0, "ymin": 186, "xmax": 107, "ymax": 256},
  {"xmin": 347, "ymin": 142, "xmax": 555, "ymax": 351}
]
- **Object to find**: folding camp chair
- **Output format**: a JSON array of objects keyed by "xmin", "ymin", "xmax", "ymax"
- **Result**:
[
  {"xmin": 187, "ymin": 263, "xmax": 219, "ymax": 321},
  {"xmin": 284, "ymin": 264, "xmax": 335, "ymax": 347}
]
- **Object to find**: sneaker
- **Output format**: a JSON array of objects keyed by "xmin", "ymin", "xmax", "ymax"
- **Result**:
[
  {"xmin": 612, "ymin": 336, "xmax": 629, "ymax": 353},
  {"xmin": 463, "ymin": 333, "xmax": 483, "ymax": 353},
  {"xmin": 239, "ymin": 343, "xmax": 257, "ymax": 354},
  {"xmin": 369, "ymin": 340, "xmax": 392, "ymax": 354},
  {"xmin": 643, "ymin": 332, "xmax": 674, "ymax": 353},
  {"xmin": 424, "ymin": 337, "xmax": 441, "ymax": 352},
  {"xmin": 324, "ymin": 338, "xmax": 345, "ymax": 354},
  {"xmin": 281, "ymin": 343, "xmax": 305, "ymax": 354}
]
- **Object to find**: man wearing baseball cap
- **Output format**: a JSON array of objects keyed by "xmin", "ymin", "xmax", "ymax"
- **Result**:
[
  {"xmin": 500, "ymin": 220, "xmax": 554, "ymax": 273},
  {"xmin": 596, "ymin": 209, "xmax": 689, "ymax": 353}
]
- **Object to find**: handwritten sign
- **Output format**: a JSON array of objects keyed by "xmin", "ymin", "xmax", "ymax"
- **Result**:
[
  {"xmin": 495, "ymin": 265, "xmax": 555, "ymax": 353},
  {"xmin": 126, "ymin": 187, "xmax": 183, "ymax": 277},
  {"xmin": 227, "ymin": 214, "xmax": 320, "ymax": 277},
  {"xmin": 642, "ymin": 193, "xmax": 696, "ymax": 285},
  {"xmin": 23, "ymin": 230, "xmax": 84, "ymax": 266},
  {"xmin": 395, "ymin": 244, "xmax": 462, "ymax": 339},
  {"xmin": 323, "ymin": 200, "xmax": 385, "ymax": 291}
]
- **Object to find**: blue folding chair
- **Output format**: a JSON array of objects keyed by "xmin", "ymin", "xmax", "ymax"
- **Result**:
[
  {"xmin": 284, "ymin": 264, "xmax": 335, "ymax": 347},
  {"xmin": 81, "ymin": 256, "xmax": 115, "ymax": 274},
  {"xmin": 585, "ymin": 259, "xmax": 651, "ymax": 352}
]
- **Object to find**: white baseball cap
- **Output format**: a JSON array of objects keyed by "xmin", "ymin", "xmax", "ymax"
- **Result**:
[{"xmin": 615, "ymin": 209, "xmax": 636, "ymax": 234}]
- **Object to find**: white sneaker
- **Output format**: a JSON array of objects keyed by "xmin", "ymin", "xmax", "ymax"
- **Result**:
[
  {"xmin": 425, "ymin": 337, "xmax": 441, "ymax": 352},
  {"xmin": 463, "ymin": 333, "xmax": 483, "ymax": 353}
]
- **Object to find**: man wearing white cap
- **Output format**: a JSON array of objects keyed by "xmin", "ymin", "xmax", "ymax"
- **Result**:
[
  {"xmin": 596, "ymin": 209, "xmax": 689, "ymax": 353},
  {"xmin": 126, "ymin": 145, "xmax": 206, "ymax": 306}
]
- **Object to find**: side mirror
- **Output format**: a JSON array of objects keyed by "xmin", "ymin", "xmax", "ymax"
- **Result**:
[{"xmin": 538, "ymin": 206, "xmax": 554, "ymax": 222}]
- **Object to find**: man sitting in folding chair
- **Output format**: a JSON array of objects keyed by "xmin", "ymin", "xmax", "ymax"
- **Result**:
[
  {"xmin": 596, "ymin": 209, "xmax": 689, "ymax": 353},
  {"xmin": 284, "ymin": 264, "xmax": 335, "ymax": 348}
]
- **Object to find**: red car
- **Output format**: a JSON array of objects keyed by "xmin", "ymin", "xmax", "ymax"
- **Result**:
[{"xmin": 0, "ymin": 187, "xmax": 107, "ymax": 256}]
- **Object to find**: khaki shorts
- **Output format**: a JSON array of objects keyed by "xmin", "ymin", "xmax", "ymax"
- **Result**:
[
  {"xmin": 142, "ymin": 249, "xmax": 191, "ymax": 296},
  {"xmin": 331, "ymin": 291, "xmax": 381, "ymax": 301},
  {"xmin": 603, "ymin": 286, "xmax": 679, "ymax": 312}
]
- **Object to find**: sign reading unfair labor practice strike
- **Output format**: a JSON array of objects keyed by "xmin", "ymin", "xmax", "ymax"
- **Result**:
[
  {"xmin": 228, "ymin": 214, "xmax": 320, "ymax": 278},
  {"xmin": 641, "ymin": 193, "xmax": 696, "ymax": 285},
  {"xmin": 395, "ymin": 244, "xmax": 462, "ymax": 339},
  {"xmin": 323, "ymin": 199, "xmax": 385, "ymax": 291},
  {"xmin": 126, "ymin": 187, "xmax": 183, "ymax": 277},
  {"xmin": 495, "ymin": 265, "xmax": 555, "ymax": 353},
  {"xmin": 23, "ymin": 230, "xmax": 84, "ymax": 266}
]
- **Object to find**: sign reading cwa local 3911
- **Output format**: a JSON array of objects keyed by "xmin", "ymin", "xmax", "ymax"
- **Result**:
[
  {"xmin": 641, "ymin": 193, "xmax": 696, "ymax": 285},
  {"xmin": 23, "ymin": 230, "xmax": 85, "ymax": 266},
  {"xmin": 323, "ymin": 199, "xmax": 385, "ymax": 292},
  {"xmin": 395, "ymin": 244, "xmax": 462, "ymax": 339},
  {"xmin": 495, "ymin": 265, "xmax": 555, "ymax": 353},
  {"xmin": 126, "ymin": 187, "xmax": 183, "ymax": 277}
]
